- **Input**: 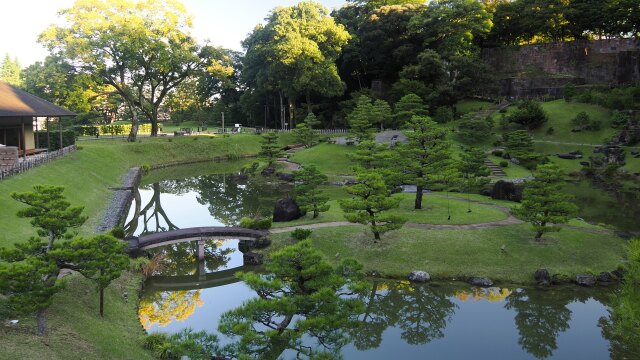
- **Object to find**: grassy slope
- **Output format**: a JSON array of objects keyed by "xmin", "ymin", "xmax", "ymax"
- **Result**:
[
  {"xmin": 0, "ymin": 134, "xmax": 297, "ymax": 246},
  {"xmin": 269, "ymin": 224, "xmax": 627, "ymax": 283},
  {"xmin": 289, "ymin": 143, "xmax": 355, "ymax": 180},
  {"xmin": 0, "ymin": 272, "xmax": 152, "ymax": 360}
]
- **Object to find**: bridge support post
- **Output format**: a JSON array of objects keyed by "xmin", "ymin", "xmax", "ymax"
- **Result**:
[
  {"xmin": 198, "ymin": 259, "xmax": 206, "ymax": 281},
  {"xmin": 197, "ymin": 239, "xmax": 205, "ymax": 261}
]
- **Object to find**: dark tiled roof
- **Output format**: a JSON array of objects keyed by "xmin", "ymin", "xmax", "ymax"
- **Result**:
[{"xmin": 0, "ymin": 81, "xmax": 76, "ymax": 118}]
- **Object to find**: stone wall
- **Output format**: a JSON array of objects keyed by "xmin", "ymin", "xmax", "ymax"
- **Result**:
[
  {"xmin": 482, "ymin": 39, "xmax": 640, "ymax": 98},
  {"xmin": 0, "ymin": 146, "xmax": 18, "ymax": 169}
]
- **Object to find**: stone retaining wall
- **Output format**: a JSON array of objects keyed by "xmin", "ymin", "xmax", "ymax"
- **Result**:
[
  {"xmin": 96, "ymin": 167, "xmax": 142, "ymax": 233},
  {"xmin": 0, "ymin": 147, "xmax": 18, "ymax": 169}
]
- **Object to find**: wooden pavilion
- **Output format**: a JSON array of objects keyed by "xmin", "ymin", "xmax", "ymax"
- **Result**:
[{"xmin": 0, "ymin": 81, "xmax": 76, "ymax": 159}]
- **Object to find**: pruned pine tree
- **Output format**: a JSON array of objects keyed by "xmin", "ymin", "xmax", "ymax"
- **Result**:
[
  {"xmin": 340, "ymin": 171, "xmax": 406, "ymax": 241},
  {"xmin": 400, "ymin": 116, "xmax": 454, "ymax": 209},
  {"xmin": 347, "ymin": 95, "xmax": 376, "ymax": 143},
  {"xmin": 259, "ymin": 131, "xmax": 283, "ymax": 167},
  {"xmin": 513, "ymin": 164, "xmax": 578, "ymax": 240},
  {"xmin": 294, "ymin": 165, "xmax": 330, "ymax": 218}
]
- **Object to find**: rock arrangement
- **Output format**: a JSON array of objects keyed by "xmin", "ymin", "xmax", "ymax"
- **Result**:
[
  {"xmin": 408, "ymin": 271, "xmax": 431, "ymax": 283},
  {"xmin": 468, "ymin": 277, "xmax": 494, "ymax": 287},
  {"xmin": 96, "ymin": 167, "xmax": 141, "ymax": 233},
  {"xmin": 490, "ymin": 180, "xmax": 523, "ymax": 202},
  {"xmin": 273, "ymin": 198, "xmax": 304, "ymax": 222},
  {"xmin": 534, "ymin": 268, "xmax": 620, "ymax": 287}
]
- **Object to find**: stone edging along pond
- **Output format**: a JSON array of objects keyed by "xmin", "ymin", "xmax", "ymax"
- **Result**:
[{"xmin": 96, "ymin": 154, "xmax": 259, "ymax": 233}]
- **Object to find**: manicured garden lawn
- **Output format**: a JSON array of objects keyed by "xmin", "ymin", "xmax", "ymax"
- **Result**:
[
  {"xmin": 268, "ymin": 223, "xmax": 627, "ymax": 283},
  {"xmin": 289, "ymin": 143, "xmax": 355, "ymax": 180},
  {"xmin": 272, "ymin": 192, "xmax": 509, "ymax": 228},
  {"xmin": 486, "ymin": 155, "xmax": 533, "ymax": 178},
  {"xmin": 456, "ymin": 99, "xmax": 494, "ymax": 115},
  {"xmin": 0, "ymin": 135, "xmax": 271, "ymax": 246},
  {"xmin": 0, "ymin": 272, "xmax": 152, "ymax": 360},
  {"xmin": 534, "ymin": 100, "xmax": 615, "ymax": 144}
]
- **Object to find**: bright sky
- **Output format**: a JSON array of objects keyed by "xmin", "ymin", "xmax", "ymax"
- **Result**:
[{"xmin": 0, "ymin": 0, "xmax": 347, "ymax": 67}]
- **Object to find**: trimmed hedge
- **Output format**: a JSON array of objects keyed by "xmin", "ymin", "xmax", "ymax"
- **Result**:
[
  {"xmin": 75, "ymin": 124, "xmax": 154, "ymax": 137},
  {"xmin": 36, "ymin": 130, "xmax": 76, "ymax": 150}
]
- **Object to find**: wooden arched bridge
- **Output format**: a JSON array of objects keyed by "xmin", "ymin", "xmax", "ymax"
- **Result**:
[{"xmin": 127, "ymin": 226, "xmax": 269, "ymax": 259}]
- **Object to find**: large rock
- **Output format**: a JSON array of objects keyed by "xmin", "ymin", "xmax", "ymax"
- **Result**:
[
  {"xmin": 534, "ymin": 268, "xmax": 551, "ymax": 286},
  {"xmin": 575, "ymin": 274, "xmax": 597, "ymax": 287},
  {"xmin": 261, "ymin": 165, "xmax": 276, "ymax": 176},
  {"xmin": 468, "ymin": 277, "xmax": 493, "ymax": 287},
  {"xmin": 243, "ymin": 252, "xmax": 264, "ymax": 265},
  {"xmin": 275, "ymin": 172, "xmax": 295, "ymax": 182},
  {"xmin": 273, "ymin": 198, "xmax": 304, "ymax": 222},
  {"xmin": 491, "ymin": 180, "xmax": 523, "ymax": 202},
  {"xmin": 408, "ymin": 271, "xmax": 431, "ymax": 283},
  {"xmin": 597, "ymin": 272, "xmax": 614, "ymax": 283}
]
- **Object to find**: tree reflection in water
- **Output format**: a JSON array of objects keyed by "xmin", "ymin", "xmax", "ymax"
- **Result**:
[{"xmin": 505, "ymin": 288, "xmax": 573, "ymax": 359}]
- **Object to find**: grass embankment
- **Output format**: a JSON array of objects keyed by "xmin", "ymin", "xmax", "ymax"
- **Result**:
[
  {"xmin": 268, "ymin": 223, "xmax": 627, "ymax": 284},
  {"xmin": 0, "ymin": 135, "xmax": 277, "ymax": 359},
  {"xmin": 0, "ymin": 134, "xmax": 294, "ymax": 246},
  {"xmin": 0, "ymin": 272, "xmax": 151, "ymax": 360}
]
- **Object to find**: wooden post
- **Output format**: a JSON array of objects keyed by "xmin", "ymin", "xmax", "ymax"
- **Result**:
[
  {"xmin": 198, "ymin": 259, "xmax": 206, "ymax": 281},
  {"xmin": 46, "ymin": 117, "xmax": 50, "ymax": 150},
  {"xmin": 58, "ymin": 117, "xmax": 63, "ymax": 150},
  {"xmin": 21, "ymin": 120, "xmax": 26, "ymax": 160},
  {"xmin": 34, "ymin": 117, "xmax": 39, "ymax": 149}
]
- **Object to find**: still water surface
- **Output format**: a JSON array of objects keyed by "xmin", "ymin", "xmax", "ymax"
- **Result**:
[{"xmin": 127, "ymin": 165, "xmax": 624, "ymax": 359}]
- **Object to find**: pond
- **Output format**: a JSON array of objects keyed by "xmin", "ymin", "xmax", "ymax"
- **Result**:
[{"xmin": 127, "ymin": 163, "xmax": 632, "ymax": 359}]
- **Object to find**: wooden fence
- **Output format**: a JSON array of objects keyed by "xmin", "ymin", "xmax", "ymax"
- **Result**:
[
  {"xmin": 0, "ymin": 145, "xmax": 77, "ymax": 181},
  {"xmin": 266, "ymin": 129, "xmax": 349, "ymax": 134}
]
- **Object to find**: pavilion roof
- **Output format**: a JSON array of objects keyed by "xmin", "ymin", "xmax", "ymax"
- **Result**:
[{"xmin": 0, "ymin": 81, "xmax": 76, "ymax": 118}]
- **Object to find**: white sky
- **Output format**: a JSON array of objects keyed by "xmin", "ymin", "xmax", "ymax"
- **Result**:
[{"xmin": 0, "ymin": 0, "xmax": 347, "ymax": 67}]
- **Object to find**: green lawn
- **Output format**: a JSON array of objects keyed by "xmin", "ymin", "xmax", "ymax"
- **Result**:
[
  {"xmin": 0, "ymin": 272, "xmax": 152, "ymax": 360},
  {"xmin": 267, "ymin": 223, "xmax": 627, "ymax": 283},
  {"xmin": 456, "ymin": 99, "xmax": 494, "ymax": 115},
  {"xmin": 534, "ymin": 100, "xmax": 616, "ymax": 144},
  {"xmin": 486, "ymin": 155, "xmax": 533, "ymax": 179},
  {"xmin": 289, "ymin": 143, "xmax": 355, "ymax": 179},
  {"xmin": 272, "ymin": 192, "xmax": 509, "ymax": 228}
]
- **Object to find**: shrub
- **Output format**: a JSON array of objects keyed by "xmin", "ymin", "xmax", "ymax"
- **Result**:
[
  {"xmin": 564, "ymin": 84, "xmax": 576, "ymax": 102},
  {"xmin": 508, "ymin": 100, "xmax": 548, "ymax": 130},
  {"xmin": 492, "ymin": 149, "xmax": 503, "ymax": 157},
  {"xmin": 611, "ymin": 111, "xmax": 630, "ymax": 129},
  {"xmin": 546, "ymin": 127, "xmax": 555, "ymax": 135},
  {"xmin": 499, "ymin": 161, "xmax": 509, "ymax": 168},
  {"xmin": 36, "ymin": 129, "xmax": 76, "ymax": 150},
  {"xmin": 110, "ymin": 226, "xmax": 125, "ymax": 239},
  {"xmin": 291, "ymin": 228, "xmax": 313, "ymax": 241},
  {"xmin": 239, "ymin": 217, "xmax": 272, "ymax": 230}
]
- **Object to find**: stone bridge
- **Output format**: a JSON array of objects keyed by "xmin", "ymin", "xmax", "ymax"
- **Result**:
[{"xmin": 127, "ymin": 226, "xmax": 269, "ymax": 260}]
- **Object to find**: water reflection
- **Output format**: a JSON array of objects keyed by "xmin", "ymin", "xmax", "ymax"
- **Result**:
[{"xmin": 125, "ymin": 174, "xmax": 292, "ymax": 237}]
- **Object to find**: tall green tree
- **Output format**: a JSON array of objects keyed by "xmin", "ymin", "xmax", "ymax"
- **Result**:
[
  {"xmin": 242, "ymin": 1, "xmax": 350, "ymax": 126},
  {"xmin": 340, "ymin": 171, "xmax": 406, "ymax": 240},
  {"xmin": 458, "ymin": 147, "xmax": 490, "ymax": 211},
  {"xmin": 51, "ymin": 235, "xmax": 129, "ymax": 317},
  {"xmin": 513, "ymin": 163, "xmax": 578, "ymax": 240},
  {"xmin": 40, "ymin": 0, "xmax": 230, "ymax": 140},
  {"xmin": 218, "ymin": 240, "xmax": 366, "ymax": 358},
  {"xmin": 294, "ymin": 165, "xmax": 330, "ymax": 219},
  {"xmin": 400, "ymin": 116, "xmax": 454, "ymax": 209},
  {"xmin": 0, "ymin": 54, "xmax": 21, "ymax": 86},
  {"xmin": 372, "ymin": 99, "xmax": 393, "ymax": 131}
]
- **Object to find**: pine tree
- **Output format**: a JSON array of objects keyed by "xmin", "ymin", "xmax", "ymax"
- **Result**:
[
  {"xmin": 0, "ymin": 54, "xmax": 22, "ymax": 86},
  {"xmin": 371, "ymin": 99, "xmax": 392, "ymax": 131},
  {"xmin": 0, "ymin": 185, "xmax": 87, "ymax": 336},
  {"xmin": 347, "ymin": 95, "xmax": 376, "ymax": 143},
  {"xmin": 458, "ymin": 147, "xmax": 490, "ymax": 211},
  {"xmin": 294, "ymin": 165, "xmax": 330, "ymax": 218},
  {"xmin": 292, "ymin": 113, "xmax": 320, "ymax": 148},
  {"xmin": 400, "ymin": 116, "xmax": 455, "ymax": 209},
  {"xmin": 259, "ymin": 132, "xmax": 283, "ymax": 167},
  {"xmin": 218, "ymin": 240, "xmax": 366, "ymax": 358},
  {"xmin": 348, "ymin": 140, "xmax": 403, "ymax": 190},
  {"xmin": 51, "ymin": 235, "xmax": 129, "ymax": 317},
  {"xmin": 513, "ymin": 164, "xmax": 578, "ymax": 240},
  {"xmin": 393, "ymin": 93, "xmax": 428, "ymax": 128},
  {"xmin": 340, "ymin": 171, "xmax": 406, "ymax": 241}
]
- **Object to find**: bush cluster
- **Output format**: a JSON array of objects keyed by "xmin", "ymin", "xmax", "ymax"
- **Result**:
[{"xmin": 239, "ymin": 217, "xmax": 272, "ymax": 230}]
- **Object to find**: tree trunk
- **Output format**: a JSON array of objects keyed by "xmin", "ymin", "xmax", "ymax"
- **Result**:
[
  {"xmin": 415, "ymin": 185, "xmax": 424, "ymax": 210},
  {"xmin": 371, "ymin": 218, "xmax": 380, "ymax": 241},
  {"xmin": 288, "ymin": 98, "xmax": 296, "ymax": 129},
  {"xmin": 151, "ymin": 108, "xmax": 159, "ymax": 137},
  {"xmin": 36, "ymin": 308, "xmax": 46, "ymax": 336},
  {"xmin": 306, "ymin": 91, "xmax": 312, "ymax": 115},
  {"xmin": 127, "ymin": 105, "xmax": 139, "ymax": 142},
  {"xmin": 99, "ymin": 288, "xmax": 104, "ymax": 317}
]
